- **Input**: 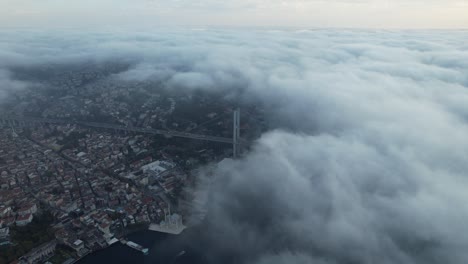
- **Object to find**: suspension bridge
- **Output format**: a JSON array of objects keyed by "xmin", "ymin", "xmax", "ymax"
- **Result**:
[{"xmin": 0, "ymin": 108, "xmax": 243, "ymax": 157}]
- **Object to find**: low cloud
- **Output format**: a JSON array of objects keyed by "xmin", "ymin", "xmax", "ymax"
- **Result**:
[
  {"xmin": 1, "ymin": 29, "xmax": 468, "ymax": 263},
  {"xmin": 0, "ymin": 69, "xmax": 31, "ymax": 102},
  {"xmin": 197, "ymin": 129, "xmax": 468, "ymax": 263}
]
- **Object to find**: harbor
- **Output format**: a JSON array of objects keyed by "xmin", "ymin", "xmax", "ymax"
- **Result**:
[{"xmin": 76, "ymin": 228, "xmax": 210, "ymax": 264}]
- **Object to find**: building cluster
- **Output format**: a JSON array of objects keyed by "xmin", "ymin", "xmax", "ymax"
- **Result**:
[
  {"xmin": 7, "ymin": 67, "xmax": 186, "ymax": 131},
  {"xmin": 0, "ymin": 131, "xmax": 46, "ymax": 248},
  {"xmin": 3, "ymin": 63, "xmax": 237, "ymax": 140},
  {"xmin": 0, "ymin": 125, "xmax": 190, "ymax": 262}
]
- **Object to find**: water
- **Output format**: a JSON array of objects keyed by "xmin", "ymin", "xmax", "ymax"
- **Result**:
[{"xmin": 78, "ymin": 229, "xmax": 207, "ymax": 264}]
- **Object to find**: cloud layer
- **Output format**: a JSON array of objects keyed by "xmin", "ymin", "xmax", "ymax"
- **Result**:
[{"xmin": 1, "ymin": 29, "xmax": 468, "ymax": 263}]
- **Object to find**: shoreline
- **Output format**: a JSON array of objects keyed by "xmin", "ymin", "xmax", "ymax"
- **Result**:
[
  {"xmin": 76, "ymin": 225, "xmax": 186, "ymax": 263},
  {"xmin": 73, "ymin": 224, "xmax": 150, "ymax": 263}
]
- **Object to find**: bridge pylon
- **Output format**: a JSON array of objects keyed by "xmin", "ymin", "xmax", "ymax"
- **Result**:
[{"xmin": 233, "ymin": 108, "xmax": 240, "ymax": 158}]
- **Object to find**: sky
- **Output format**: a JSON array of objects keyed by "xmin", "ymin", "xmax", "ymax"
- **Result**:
[
  {"xmin": 1, "ymin": 28, "xmax": 468, "ymax": 263},
  {"xmin": 0, "ymin": 0, "xmax": 468, "ymax": 29}
]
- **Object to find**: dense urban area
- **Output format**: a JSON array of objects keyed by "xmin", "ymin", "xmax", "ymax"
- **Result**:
[{"xmin": 0, "ymin": 62, "xmax": 265, "ymax": 264}]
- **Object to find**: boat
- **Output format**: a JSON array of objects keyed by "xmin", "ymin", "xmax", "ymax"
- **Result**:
[{"xmin": 126, "ymin": 241, "xmax": 149, "ymax": 255}]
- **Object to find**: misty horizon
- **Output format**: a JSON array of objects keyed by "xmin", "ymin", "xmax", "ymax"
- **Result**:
[{"xmin": 1, "ymin": 0, "xmax": 468, "ymax": 29}]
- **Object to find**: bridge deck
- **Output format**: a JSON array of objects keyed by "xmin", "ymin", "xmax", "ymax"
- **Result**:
[{"xmin": 0, "ymin": 116, "xmax": 236, "ymax": 144}]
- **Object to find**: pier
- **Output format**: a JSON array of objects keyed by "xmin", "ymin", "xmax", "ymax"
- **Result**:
[
  {"xmin": 148, "ymin": 222, "xmax": 186, "ymax": 235},
  {"xmin": 120, "ymin": 239, "xmax": 149, "ymax": 255}
]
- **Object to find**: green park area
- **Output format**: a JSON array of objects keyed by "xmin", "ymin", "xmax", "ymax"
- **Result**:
[{"xmin": 0, "ymin": 211, "xmax": 55, "ymax": 264}]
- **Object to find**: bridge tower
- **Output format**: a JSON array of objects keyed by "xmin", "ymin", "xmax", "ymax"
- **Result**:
[{"xmin": 233, "ymin": 108, "xmax": 241, "ymax": 158}]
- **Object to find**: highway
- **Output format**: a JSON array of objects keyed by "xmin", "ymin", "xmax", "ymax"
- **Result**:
[{"xmin": 0, "ymin": 116, "xmax": 235, "ymax": 144}]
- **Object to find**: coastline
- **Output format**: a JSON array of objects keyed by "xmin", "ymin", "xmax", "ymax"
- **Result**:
[
  {"xmin": 73, "ymin": 224, "xmax": 151, "ymax": 263},
  {"xmin": 74, "ymin": 222, "xmax": 210, "ymax": 264},
  {"xmin": 76, "ymin": 226, "xmax": 181, "ymax": 264}
]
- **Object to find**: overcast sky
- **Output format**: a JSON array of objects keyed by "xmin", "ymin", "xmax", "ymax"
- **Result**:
[{"xmin": 0, "ymin": 0, "xmax": 467, "ymax": 29}]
